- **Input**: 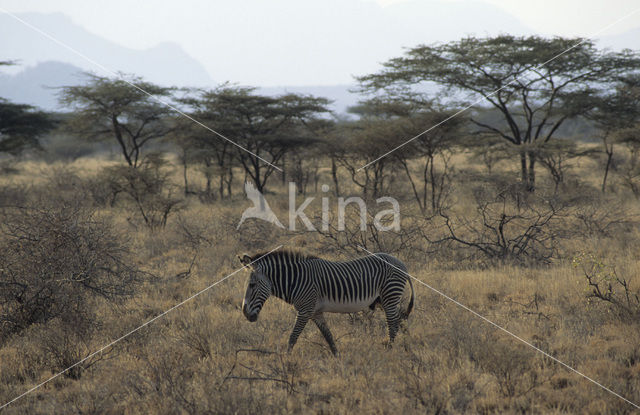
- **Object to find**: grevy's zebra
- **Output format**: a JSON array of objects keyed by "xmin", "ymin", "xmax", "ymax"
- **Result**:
[{"xmin": 239, "ymin": 250, "xmax": 414, "ymax": 355}]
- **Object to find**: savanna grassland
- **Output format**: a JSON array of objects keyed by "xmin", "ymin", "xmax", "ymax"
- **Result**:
[{"xmin": 1, "ymin": 146, "xmax": 640, "ymax": 415}]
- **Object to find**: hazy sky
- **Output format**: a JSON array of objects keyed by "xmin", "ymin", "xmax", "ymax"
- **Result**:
[
  {"xmin": 380, "ymin": 0, "xmax": 640, "ymax": 35},
  {"xmin": 1, "ymin": 0, "xmax": 640, "ymax": 86}
]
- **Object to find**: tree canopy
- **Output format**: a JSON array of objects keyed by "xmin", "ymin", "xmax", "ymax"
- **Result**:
[
  {"xmin": 358, "ymin": 35, "xmax": 640, "ymax": 190},
  {"xmin": 0, "ymin": 61, "xmax": 55, "ymax": 155},
  {"xmin": 180, "ymin": 85, "xmax": 331, "ymax": 192},
  {"xmin": 0, "ymin": 99, "xmax": 55, "ymax": 155},
  {"xmin": 59, "ymin": 73, "xmax": 176, "ymax": 167}
]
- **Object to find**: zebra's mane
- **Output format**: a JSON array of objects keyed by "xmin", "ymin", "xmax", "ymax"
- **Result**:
[{"xmin": 252, "ymin": 250, "xmax": 319, "ymax": 263}]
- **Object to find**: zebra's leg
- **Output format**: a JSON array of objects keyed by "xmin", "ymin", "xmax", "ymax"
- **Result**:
[
  {"xmin": 381, "ymin": 297, "xmax": 402, "ymax": 344},
  {"xmin": 288, "ymin": 312, "xmax": 312, "ymax": 353},
  {"xmin": 312, "ymin": 313, "xmax": 338, "ymax": 356}
]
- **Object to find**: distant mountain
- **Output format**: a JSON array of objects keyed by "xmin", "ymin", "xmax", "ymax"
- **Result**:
[
  {"xmin": 0, "ymin": 60, "xmax": 362, "ymax": 114},
  {"xmin": 0, "ymin": 61, "xmax": 86, "ymax": 110},
  {"xmin": 0, "ymin": 3, "xmax": 534, "ymax": 88},
  {"xmin": 0, "ymin": 12, "xmax": 213, "ymax": 87},
  {"xmin": 2, "ymin": 10, "xmax": 639, "ymax": 114}
]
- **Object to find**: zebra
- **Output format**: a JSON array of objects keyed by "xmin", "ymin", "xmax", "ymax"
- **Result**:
[{"xmin": 239, "ymin": 250, "xmax": 414, "ymax": 355}]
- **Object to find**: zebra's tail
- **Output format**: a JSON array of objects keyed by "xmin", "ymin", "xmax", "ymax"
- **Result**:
[{"xmin": 401, "ymin": 276, "xmax": 415, "ymax": 320}]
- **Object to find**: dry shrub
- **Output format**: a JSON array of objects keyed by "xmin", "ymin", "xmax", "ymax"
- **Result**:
[
  {"xmin": 399, "ymin": 348, "xmax": 477, "ymax": 413},
  {"xmin": 474, "ymin": 340, "xmax": 546, "ymax": 399},
  {"xmin": 173, "ymin": 309, "xmax": 217, "ymax": 359},
  {"xmin": 574, "ymin": 202, "xmax": 636, "ymax": 241},
  {"xmin": 0, "ymin": 184, "xmax": 29, "ymax": 208},
  {"xmin": 425, "ymin": 185, "xmax": 571, "ymax": 266},
  {"xmin": 97, "ymin": 156, "xmax": 183, "ymax": 229},
  {"xmin": 123, "ymin": 339, "xmax": 293, "ymax": 415},
  {"xmin": 0, "ymin": 197, "xmax": 140, "ymax": 341},
  {"xmin": 574, "ymin": 254, "xmax": 640, "ymax": 322},
  {"xmin": 313, "ymin": 206, "xmax": 419, "ymax": 256},
  {"xmin": 25, "ymin": 319, "xmax": 114, "ymax": 380}
]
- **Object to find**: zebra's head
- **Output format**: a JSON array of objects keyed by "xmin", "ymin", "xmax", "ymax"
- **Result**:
[{"xmin": 239, "ymin": 254, "xmax": 272, "ymax": 322}]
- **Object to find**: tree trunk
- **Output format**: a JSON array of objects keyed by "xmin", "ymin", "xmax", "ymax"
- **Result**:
[
  {"xmin": 602, "ymin": 142, "xmax": 614, "ymax": 193},
  {"xmin": 423, "ymin": 159, "xmax": 429, "ymax": 213},
  {"xmin": 520, "ymin": 151, "xmax": 528, "ymax": 187},
  {"xmin": 182, "ymin": 149, "xmax": 190, "ymax": 196},
  {"xmin": 205, "ymin": 174, "xmax": 212, "ymax": 196},
  {"xmin": 519, "ymin": 150, "xmax": 536, "ymax": 192},
  {"xmin": 401, "ymin": 159, "xmax": 425, "ymax": 213},
  {"xmin": 227, "ymin": 168, "xmax": 233, "ymax": 197},
  {"xmin": 331, "ymin": 157, "xmax": 340, "ymax": 197},
  {"xmin": 111, "ymin": 116, "xmax": 133, "ymax": 167},
  {"xmin": 281, "ymin": 155, "xmax": 286, "ymax": 185},
  {"xmin": 527, "ymin": 151, "xmax": 536, "ymax": 192},
  {"xmin": 429, "ymin": 156, "xmax": 437, "ymax": 213}
]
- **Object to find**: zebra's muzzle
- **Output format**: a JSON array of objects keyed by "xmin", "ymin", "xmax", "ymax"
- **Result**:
[{"xmin": 243, "ymin": 304, "xmax": 258, "ymax": 322}]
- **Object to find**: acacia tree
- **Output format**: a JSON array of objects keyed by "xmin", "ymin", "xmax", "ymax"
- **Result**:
[
  {"xmin": 0, "ymin": 62, "xmax": 55, "ymax": 156},
  {"xmin": 586, "ymin": 75, "xmax": 640, "ymax": 192},
  {"xmin": 344, "ymin": 96, "xmax": 461, "ymax": 209},
  {"xmin": 0, "ymin": 99, "xmax": 54, "ymax": 155},
  {"xmin": 286, "ymin": 118, "xmax": 334, "ymax": 195},
  {"xmin": 358, "ymin": 35, "xmax": 640, "ymax": 191},
  {"xmin": 172, "ymin": 115, "xmax": 236, "ymax": 199},
  {"xmin": 59, "ymin": 73, "xmax": 176, "ymax": 168},
  {"xmin": 333, "ymin": 119, "xmax": 399, "ymax": 199},
  {"xmin": 535, "ymin": 138, "xmax": 593, "ymax": 192},
  {"xmin": 176, "ymin": 90, "xmax": 241, "ymax": 199},
  {"xmin": 181, "ymin": 86, "xmax": 330, "ymax": 193}
]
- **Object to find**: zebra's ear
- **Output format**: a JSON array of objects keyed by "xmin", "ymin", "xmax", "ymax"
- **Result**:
[{"xmin": 238, "ymin": 253, "xmax": 253, "ymax": 267}]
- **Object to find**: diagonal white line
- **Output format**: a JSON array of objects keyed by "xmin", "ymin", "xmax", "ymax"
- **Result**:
[
  {"xmin": 358, "ymin": 5, "xmax": 640, "ymax": 171},
  {"xmin": 0, "ymin": 245, "xmax": 284, "ymax": 411},
  {"xmin": 0, "ymin": 8, "xmax": 282, "ymax": 172},
  {"xmin": 356, "ymin": 245, "xmax": 640, "ymax": 411}
]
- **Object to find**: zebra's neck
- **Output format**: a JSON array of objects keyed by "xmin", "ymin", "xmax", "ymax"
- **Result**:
[{"xmin": 264, "ymin": 258, "xmax": 309, "ymax": 304}]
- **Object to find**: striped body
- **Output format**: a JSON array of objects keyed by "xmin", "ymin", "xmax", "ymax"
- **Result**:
[{"xmin": 240, "ymin": 251, "xmax": 414, "ymax": 355}]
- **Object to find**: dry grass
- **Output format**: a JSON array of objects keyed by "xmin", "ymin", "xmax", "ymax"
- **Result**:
[{"xmin": 1, "ymin": 152, "xmax": 640, "ymax": 414}]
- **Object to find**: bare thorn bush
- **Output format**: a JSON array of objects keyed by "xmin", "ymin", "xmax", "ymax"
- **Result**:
[
  {"xmin": 0, "ymin": 197, "xmax": 141, "ymax": 341},
  {"xmin": 100, "ymin": 155, "xmax": 183, "ymax": 229},
  {"xmin": 426, "ymin": 187, "xmax": 569, "ymax": 265},
  {"xmin": 574, "ymin": 254, "xmax": 640, "ymax": 322}
]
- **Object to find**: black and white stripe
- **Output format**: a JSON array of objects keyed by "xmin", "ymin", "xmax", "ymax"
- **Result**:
[{"xmin": 240, "ymin": 250, "xmax": 414, "ymax": 355}]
